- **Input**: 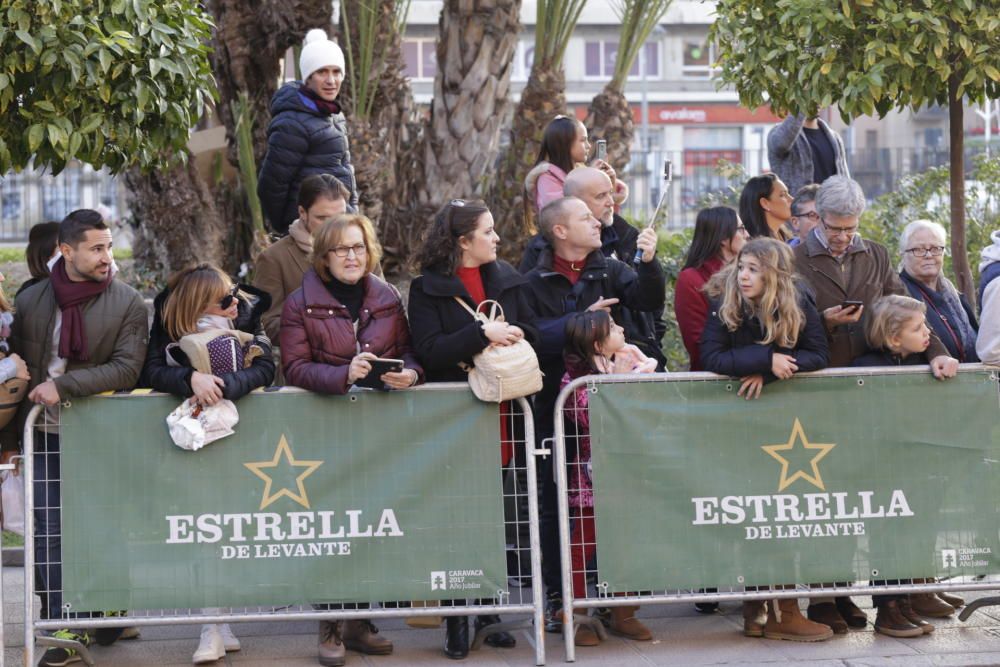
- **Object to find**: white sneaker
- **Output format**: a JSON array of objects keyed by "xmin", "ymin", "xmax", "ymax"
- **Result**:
[
  {"xmin": 218, "ymin": 623, "xmax": 241, "ymax": 652},
  {"xmin": 192, "ymin": 624, "xmax": 225, "ymax": 664}
]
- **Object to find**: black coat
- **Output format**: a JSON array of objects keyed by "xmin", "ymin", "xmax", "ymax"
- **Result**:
[
  {"xmin": 524, "ymin": 247, "xmax": 666, "ymax": 419},
  {"xmin": 407, "ymin": 261, "xmax": 538, "ymax": 383},
  {"xmin": 852, "ymin": 348, "xmax": 927, "ymax": 368},
  {"xmin": 257, "ymin": 83, "xmax": 358, "ymax": 234},
  {"xmin": 699, "ymin": 289, "xmax": 829, "ymax": 383},
  {"xmin": 139, "ymin": 284, "xmax": 276, "ymax": 400}
]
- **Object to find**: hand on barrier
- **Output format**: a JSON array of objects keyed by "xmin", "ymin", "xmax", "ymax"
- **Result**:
[
  {"xmin": 10, "ymin": 353, "xmax": 30, "ymax": 381},
  {"xmin": 28, "ymin": 379, "xmax": 60, "ymax": 406},
  {"xmin": 349, "ymin": 352, "xmax": 376, "ymax": 384},
  {"xmin": 382, "ymin": 368, "xmax": 418, "ymax": 389},
  {"xmin": 191, "ymin": 371, "xmax": 225, "ymax": 406},
  {"xmin": 737, "ymin": 374, "xmax": 764, "ymax": 400},
  {"xmin": 930, "ymin": 355, "xmax": 959, "ymax": 380},
  {"xmin": 771, "ymin": 353, "xmax": 798, "ymax": 380},
  {"xmin": 587, "ymin": 296, "xmax": 619, "ymax": 313}
]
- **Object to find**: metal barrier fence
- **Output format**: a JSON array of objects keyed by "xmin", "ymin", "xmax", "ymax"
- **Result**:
[
  {"xmin": 553, "ymin": 364, "xmax": 1000, "ymax": 662},
  {"xmin": 21, "ymin": 386, "xmax": 546, "ymax": 666}
]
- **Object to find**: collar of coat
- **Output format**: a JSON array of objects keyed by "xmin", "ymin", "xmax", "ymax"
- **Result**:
[
  {"xmin": 299, "ymin": 269, "xmax": 398, "ymax": 315},
  {"xmin": 418, "ymin": 260, "xmax": 526, "ymax": 299},
  {"xmin": 802, "ymin": 226, "xmax": 868, "ymax": 259},
  {"xmin": 536, "ymin": 246, "xmax": 608, "ymax": 276}
]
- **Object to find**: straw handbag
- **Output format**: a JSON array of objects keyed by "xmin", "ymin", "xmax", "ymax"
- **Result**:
[{"xmin": 454, "ymin": 298, "xmax": 543, "ymax": 402}]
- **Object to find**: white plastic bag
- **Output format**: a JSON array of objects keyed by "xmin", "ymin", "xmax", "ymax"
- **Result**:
[
  {"xmin": 1, "ymin": 465, "xmax": 25, "ymax": 536},
  {"xmin": 166, "ymin": 398, "xmax": 239, "ymax": 451}
]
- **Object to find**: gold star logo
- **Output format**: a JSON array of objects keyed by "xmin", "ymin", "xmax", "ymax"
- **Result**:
[
  {"xmin": 761, "ymin": 419, "xmax": 835, "ymax": 492},
  {"xmin": 244, "ymin": 435, "xmax": 323, "ymax": 510}
]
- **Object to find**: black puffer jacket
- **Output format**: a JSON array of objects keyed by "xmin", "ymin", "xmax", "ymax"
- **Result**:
[
  {"xmin": 257, "ymin": 82, "xmax": 358, "ymax": 234},
  {"xmin": 139, "ymin": 284, "xmax": 276, "ymax": 400}
]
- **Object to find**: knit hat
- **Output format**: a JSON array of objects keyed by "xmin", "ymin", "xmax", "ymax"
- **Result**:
[{"xmin": 299, "ymin": 29, "xmax": 345, "ymax": 81}]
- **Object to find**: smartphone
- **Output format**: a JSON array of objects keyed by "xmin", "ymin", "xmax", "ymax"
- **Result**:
[
  {"xmin": 354, "ymin": 358, "xmax": 405, "ymax": 391},
  {"xmin": 596, "ymin": 139, "xmax": 607, "ymax": 162},
  {"xmin": 841, "ymin": 300, "xmax": 863, "ymax": 312}
]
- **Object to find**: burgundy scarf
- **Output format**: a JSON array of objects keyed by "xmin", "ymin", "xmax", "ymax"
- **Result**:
[
  {"xmin": 49, "ymin": 257, "xmax": 113, "ymax": 362},
  {"xmin": 298, "ymin": 85, "xmax": 341, "ymax": 116}
]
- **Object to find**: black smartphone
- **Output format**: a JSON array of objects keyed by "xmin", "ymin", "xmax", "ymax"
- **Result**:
[
  {"xmin": 841, "ymin": 300, "xmax": 863, "ymax": 312},
  {"xmin": 354, "ymin": 358, "xmax": 405, "ymax": 391}
]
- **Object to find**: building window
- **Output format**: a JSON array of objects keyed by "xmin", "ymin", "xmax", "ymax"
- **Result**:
[
  {"xmin": 402, "ymin": 39, "xmax": 437, "ymax": 80},
  {"xmin": 682, "ymin": 40, "xmax": 716, "ymax": 79},
  {"xmin": 512, "ymin": 42, "xmax": 536, "ymax": 82},
  {"xmin": 584, "ymin": 40, "xmax": 659, "ymax": 79}
]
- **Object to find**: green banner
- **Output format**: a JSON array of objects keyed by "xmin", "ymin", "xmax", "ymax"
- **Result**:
[
  {"xmin": 60, "ymin": 389, "xmax": 508, "ymax": 610},
  {"xmin": 587, "ymin": 371, "xmax": 1000, "ymax": 592}
]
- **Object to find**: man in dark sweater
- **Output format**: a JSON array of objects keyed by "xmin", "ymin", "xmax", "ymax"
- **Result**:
[{"xmin": 767, "ymin": 113, "xmax": 850, "ymax": 197}]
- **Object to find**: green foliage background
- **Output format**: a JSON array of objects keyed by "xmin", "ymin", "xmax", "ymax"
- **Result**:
[{"xmin": 0, "ymin": 0, "xmax": 215, "ymax": 174}]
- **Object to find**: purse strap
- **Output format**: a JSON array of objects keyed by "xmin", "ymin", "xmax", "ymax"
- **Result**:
[{"xmin": 453, "ymin": 297, "xmax": 505, "ymax": 323}]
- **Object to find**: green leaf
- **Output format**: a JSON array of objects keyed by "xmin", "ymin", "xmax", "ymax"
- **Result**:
[
  {"xmin": 98, "ymin": 48, "xmax": 112, "ymax": 73},
  {"xmin": 79, "ymin": 113, "xmax": 103, "ymax": 133},
  {"xmin": 35, "ymin": 100, "xmax": 56, "ymax": 112},
  {"xmin": 15, "ymin": 30, "xmax": 39, "ymax": 54},
  {"xmin": 69, "ymin": 131, "xmax": 83, "ymax": 156},
  {"xmin": 27, "ymin": 124, "xmax": 45, "ymax": 152}
]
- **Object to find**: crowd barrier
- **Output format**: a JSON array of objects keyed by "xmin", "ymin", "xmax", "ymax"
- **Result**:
[
  {"xmin": 20, "ymin": 384, "xmax": 546, "ymax": 666},
  {"xmin": 553, "ymin": 364, "xmax": 1000, "ymax": 662}
]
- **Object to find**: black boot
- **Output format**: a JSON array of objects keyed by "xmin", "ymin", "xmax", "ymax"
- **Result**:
[
  {"xmin": 444, "ymin": 616, "xmax": 469, "ymax": 660},
  {"xmin": 544, "ymin": 591, "xmax": 563, "ymax": 633},
  {"xmin": 475, "ymin": 615, "xmax": 516, "ymax": 648}
]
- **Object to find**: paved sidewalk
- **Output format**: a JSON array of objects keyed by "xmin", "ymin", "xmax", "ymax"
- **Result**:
[{"xmin": 5, "ymin": 565, "xmax": 1000, "ymax": 666}]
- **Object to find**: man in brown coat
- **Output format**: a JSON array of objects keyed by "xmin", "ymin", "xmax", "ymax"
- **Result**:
[
  {"xmin": 792, "ymin": 175, "xmax": 957, "ymax": 635},
  {"xmin": 253, "ymin": 174, "xmax": 349, "ymax": 341},
  {"xmin": 8, "ymin": 210, "xmax": 148, "ymax": 666}
]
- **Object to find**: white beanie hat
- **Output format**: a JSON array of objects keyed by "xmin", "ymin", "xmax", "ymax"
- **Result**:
[{"xmin": 299, "ymin": 29, "xmax": 345, "ymax": 81}]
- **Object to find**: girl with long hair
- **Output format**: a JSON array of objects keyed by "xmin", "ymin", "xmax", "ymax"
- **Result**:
[
  {"xmin": 739, "ymin": 174, "xmax": 793, "ymax": 240},
  {"xmin": 674, "ymin": 206, "xmax": 749, "ymax": 370}
]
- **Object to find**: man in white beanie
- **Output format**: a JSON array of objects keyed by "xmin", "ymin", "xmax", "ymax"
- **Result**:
[{"xmin": 258, "ymin": 29, "xmax": 358, "ymax": 236}]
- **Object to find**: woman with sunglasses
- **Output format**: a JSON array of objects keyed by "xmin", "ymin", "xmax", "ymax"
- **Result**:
[
  {"xmin": 408, "ymin": 198, "xmax": 536, "ymax": 659},
  {"xmin": 139, "ymin": 264, "xmax": 275, "ymax": 663}
]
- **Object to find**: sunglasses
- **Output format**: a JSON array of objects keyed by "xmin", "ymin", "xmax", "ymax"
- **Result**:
[{"xmin": 219, "ymin": 284, "xmax": 239, "ymax": 310}]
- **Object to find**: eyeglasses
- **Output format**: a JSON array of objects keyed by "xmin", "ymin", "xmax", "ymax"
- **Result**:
[
  {"xmin": 905, "ymin": 246, "xmax": 945, "ymax": 258},
  {"xmin": 330, "ymin": 243, "xmax": 367, "ymax": 258},
  {"xmin": 219, "ymin": 284, "xmax": 239, "ymax": 310},
  {"xmin": 793, "ymin": 210, "xmax": 820, "ymax": 221},
  {"xmin": 820, "ymin": 218, "xmax": 858, "ymax": 238}
]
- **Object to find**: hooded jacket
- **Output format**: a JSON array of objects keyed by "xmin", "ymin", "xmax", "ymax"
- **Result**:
[
  {"xmin": 257, "ymin": 82, "xmax": 358, "ymax": 234},
  {"xmin": 767, "ymin": 115, "xmax": 850, "ymax": 197},
  {"xmin": 976, "ymin": 230, "xmax": 1000, "ymax": 364},
  {"xmin": 140, "ymin": 284, "xmax": 275, "ymax": 400}
]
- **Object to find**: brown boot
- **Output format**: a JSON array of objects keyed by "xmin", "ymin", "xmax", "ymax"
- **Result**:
[
  {"xmin": 807, "ymin": 602, "xmax": 847, "ymax": 634},
  {"xmin": 609, "ymin": 606, "xmax": 652, "ymax": 641},
  {"xmin": 909, "ymin": 593, "xmax": 955, "ymax": 618},
  {"xmin": 342, "ymin": 619, "xmax": 393, "ymax": 655},
  {"xmin": 742, "ymin": 600, "xmax": 767, "ymax": 637},
  {"xmin": 764, "ymin": 599, "xmax": 834, "ymax": 642},
  {"xmin": 936, "ymin": 591, "xmax": 965, "ymax": 608},
  {"xmin": 318, "ymin": 620, "xmax": 345, "ymax": 667},
  {"xmin": 899, "ymin": 597, "xmax": 934, "ymax": 634},
  {"xmin": 573, "ymin": 613, "xmax": 601, "ymax": 647},
  {"xmin": 874, "ymin": 599, "xmax": 923, "ymax": 638}
]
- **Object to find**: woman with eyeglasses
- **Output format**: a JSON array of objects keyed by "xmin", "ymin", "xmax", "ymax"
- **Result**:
[
  {"xmin": 674, "ymin": 206, "xmax": 749, "ymax": 372},
  {"xmin": 408, "ymin": 198, "xmax": 535, "ymax": 659},
  {"xmin": 139, "ymin": 264, "xmax": 275, "ymax": 663},
  {"xmin": 898, "ymin": 220, "xmax": 978, "ymax": 363},
  {"xmin": 739, "ymin": 173, "xmax": 794, "ymax": 241}
]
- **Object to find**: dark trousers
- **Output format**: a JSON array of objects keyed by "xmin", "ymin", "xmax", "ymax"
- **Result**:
[
  {"xmin": 33, "ymin": 431, "xmax": 93, "ymax": 621},
  {"xmin": 539, "ymin": 451, "xmax": 562, "ymax": 597}
]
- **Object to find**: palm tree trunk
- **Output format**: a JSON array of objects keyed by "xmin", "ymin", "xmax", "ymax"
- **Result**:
[{"xmin": 584, "ymin": 85, "xmax": 634, "ymax": 174}]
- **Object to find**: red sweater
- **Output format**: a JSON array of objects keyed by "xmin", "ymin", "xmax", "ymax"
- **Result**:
[{"xmin": 673, "ymin": 255, "xmax": 725, "ymax": 371}]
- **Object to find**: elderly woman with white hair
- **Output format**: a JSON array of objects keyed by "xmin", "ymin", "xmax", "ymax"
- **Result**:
[{"xmin": 898, "ymin": 220, "xmax": 978, "ymax": 363}]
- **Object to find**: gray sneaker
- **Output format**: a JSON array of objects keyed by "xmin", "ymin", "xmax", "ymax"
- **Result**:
[{"xmin": 318, "ymin": 620, "xmax": 345, "ymax": 667}]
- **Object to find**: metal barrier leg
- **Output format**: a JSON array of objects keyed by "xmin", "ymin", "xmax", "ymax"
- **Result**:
[
  {"xmin": 518, "ymin": 397, "xmax": 546, "ymax": 666},
  {"xmin": 34, "ymin": 635, "xmax": 95, "ymax": 666},
  {"xmin": 553, "ymin": 403, "xmax": 576, "ymax": 662},
  {"xmin": 959, "ymin": 597, "xmax": 1000, "ymax": 622}
]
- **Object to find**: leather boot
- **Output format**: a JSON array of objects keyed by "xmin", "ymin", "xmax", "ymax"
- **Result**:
[
  {"xmin": 342, "ymin": 619, "xmax": 393, "ymax": 655},
  {"xmin": 835, "ymin": 596, "xmax": 868, "ymax": 628},
  {"xmin": 742, "ymin": 600, "xmax": 767, "ymax": 637},
  {"xmin": 936, "ymin": 591, "xmax": 965, "ymax": 608},
  {"xmin": 874, "ymin": 599, "xmax": 923, "ymax": 637},
  {"xmin": 763, "ymin": 599, "xmax": 834, "ymax": 642},
  {"xmin": 573, "ymin": 613, "xmax": 601, "ymax": 647},
  {"xmin": 609, "ymin": 605, "xmax": 652, "ymax": 641},
  {"xmin": 899, "ymin": 597, "xmax": 934, "ymax": 634},
  {"xmin": 318, "ymin": 620, "xmax": 346, "ymax": 667},
  {"xmin": 909, "ymin": 592, "xmax": 955, "ymax": 618},
  {"xmin": 444, "ymin": 616, "xmax": 469, "ymax": 660},
  {"xmin": 807, "ymin": 601, "xmax": 848, "ymax": 634},
  {"xmin": 474, "ymin": 615, "xmax": 516, "ymax": 648}
]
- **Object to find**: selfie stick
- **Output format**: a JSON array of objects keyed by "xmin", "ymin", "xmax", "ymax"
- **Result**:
[{"xmin": 633, "ymin": 159, "xmax": 673, "ymax": 267}]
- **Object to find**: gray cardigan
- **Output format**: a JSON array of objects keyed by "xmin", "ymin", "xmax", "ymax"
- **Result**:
[{"xmin": 767, "ymin": 115, "xmax": 850, "ymax": 197}]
